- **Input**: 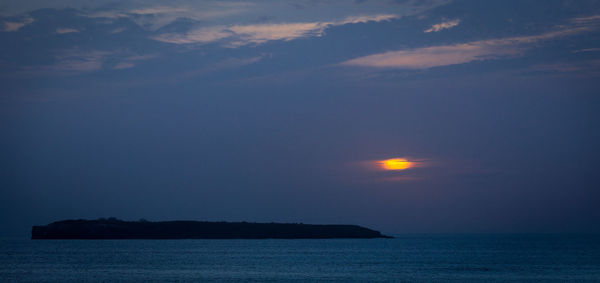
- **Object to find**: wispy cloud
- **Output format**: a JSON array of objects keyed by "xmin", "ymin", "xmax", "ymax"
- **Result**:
[
  {"xmin": 82, "ymin": 2, "xmax": 252, "ymax": 30},
  {"xmin": 340, "ymin": 14, "xmax": 400, "ymax": 25},
  {"xmin": 2, "ymin": 0, "xmax": 444, "ymax": 33},
  {"xmin": 204, "ymin": 55, "xmax": 266, "ymax": 71},
  {"xmin": 158, "ymin": 54, "xmax": 268, "ymax": 83},
  {"xmin": 109, "ymin": 27, "xmax": 127, "ymax": 34},
  {"xmin": 51, "ymin": 50, "xmax": 112, "ymax": 72},
  {"xmin": 56, "ymin": 28, "xmax": 80, "ymax": 34},
  {"xmin": 341, "ymin": 43, "xmax": 518, "ymax": 69},
  {"xmin": 80, "ymin": 11, "xmax": 128, "ymax": 19},
  {"xmin": 569, "ymin": 14, "xmax": 600, "ymax": 26},
  {"xmin": 530, "ymin": 60, "xmax": 600, "ymax": 75},
  {"xmin": 128, "ymin": 6, "xmax": 189, "ymax": 15},
  {"xmin": 424, "ymin": 19, "xmax": 460, "ymax": 33},
  {"xmin": 153, "ymin": 26, "xmax": 233, "ymax": 44},
  {"xmin": 341, "ymin": 16, "xmax": 600, "ymax": 69},
  {"xmin": 228, "ymin": 14, "xmax": 398, "ymax": 46},
  {"xmin": 572, "ymin": 48, "xmax": 600, "ymax": 53},
  {"xmin": 113, "ymin": 54, "xmax": 159, "ymax": 70},
  {"xmin": 24, "ymin": 50, "xmax": 159, "ymax": 73},
  {"xmin": 227, "ymin": 22, "xmax": 328, "ymax": 46},
  {"xmin": 2, "ymin": 17, "xmax": 33, "ymax": 32},
  {"xmin": 153, "ymin": 14, "xmax": 398, "ymax": 47},
  {"xmin": 113, "ymin": 62, "xmax": 135, "ymax": 70}
]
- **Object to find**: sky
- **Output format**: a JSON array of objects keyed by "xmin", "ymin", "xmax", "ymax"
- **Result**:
[{"xmin": 1, "ymin": 0, "xmax": 600, "ymax": 236}]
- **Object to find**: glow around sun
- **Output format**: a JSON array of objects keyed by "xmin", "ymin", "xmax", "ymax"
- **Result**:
[{"xmin": 377, "ymin": 158, "xmax": 415, "ymax": 171}]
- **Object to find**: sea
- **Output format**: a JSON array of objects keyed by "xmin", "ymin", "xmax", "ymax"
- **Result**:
[{"xmin": 1, "ymin": 234, "xmax": 599, "ymax": 282}]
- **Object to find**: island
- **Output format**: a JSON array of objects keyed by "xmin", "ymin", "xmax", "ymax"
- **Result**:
[{"xmin": 31, "ymin": 218, "xmax": 393, "ymax": 239}]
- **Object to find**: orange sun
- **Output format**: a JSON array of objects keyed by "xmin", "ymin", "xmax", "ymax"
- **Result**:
[{"xmin": 377, "ymin": 158, "xmax": 415, "ymax": 171}]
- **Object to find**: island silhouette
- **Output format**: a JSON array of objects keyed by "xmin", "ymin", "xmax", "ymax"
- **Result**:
[{"xmin": 31, "ymin": 218, "xmax": 393, "ymax": 239}]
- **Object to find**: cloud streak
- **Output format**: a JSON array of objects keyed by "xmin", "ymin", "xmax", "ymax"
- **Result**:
[
  {"xmin": 2, "ymin": 17, "xmax": 33, "ymax": 32},
  {"xmin": 153, "ymin": 14, "xmax": 398, "ymax": 47},
  {"xmin": 113, "ymin": 54, "xmax": 159, "ymax": 70},
  {"xmin": 424, "ymin": 19, "xmax": 460, "ymax": 33},
  {"xmin": 81, "ymin": 2, "xmax": 253, "ymax": 30},
  {"xmin": 24, "ymin": 50, "xmax": 160, "ymax": 73},
  {"xmin": 51, "ymin": 50, "xmax": 112, "ymax": 72},
  {"xmin": 341, "ymin": 17, "xmax": 600, "ymax": 69},
  {"xmin": 56, "ymin": 28, "xmax": 80, "ymax": 34},
  {"xmin": 530, "ymin": 60, "xmax": 600, "ymax": 75},
  {"xmin": 153, "ymin": 26, "xmax": 233, "ymax": 44}
]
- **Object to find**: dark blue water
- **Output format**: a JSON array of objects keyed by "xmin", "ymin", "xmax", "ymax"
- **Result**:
[{"xmin": 1, "ymin": 235, "xmax": 599, "ymax": 282}]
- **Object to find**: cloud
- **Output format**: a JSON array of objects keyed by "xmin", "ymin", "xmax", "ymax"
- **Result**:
[
  {"xmin": 56, "ymin": 28, "xmax": 80, "ymax": 34},
  {"xmin": 128, "ymin": 6, "xmax": 189, "ymax": 15},
  {"xmin": 227, "ymin": 22, "xmax": 328, "ymax": 46},
  {"xmin": 80, "ymin": 11, "xmax": 128, "ymax": 19},
  {"xmin": 205, "ymin": 55, "xmax": 265, "ymax": 71},
  {"xmin": 24, "ymin": 50, "xmax": 159, "ymax": 73},
  {"xmin": 530, "ymin": 60, "xmax": 600, "ymax": 75},
  {"xmin": 340, "ymin": 14, "xmax": 399, "ymax": 25},
  {"xmin": 153, "ymin": 26, "xmax": 233, "ymax": 44},
  {"xmin": 113, "ymin": 62, "xmax": 135, "ymax": 69},
  {"xmin": 153, "ymin": 14, "xmax": 398, "ymax": 47},
  {"xmin": 424, "ymin": 19, "xmax": 460, "ymax": 33},
  {"xmin": 2, "ymin": 0, "xmax": 444, "ymax": 33},
  {"xmin": 144, "ymin": 54, "xmax": 268, "ymax": 84},
  {"xmin": 174, "ymin": 54, "xmax": 267, "ymax": 80},
  {"xmin": 113, "ymin": 54, "xmax": 159, "ymax": 69},
  {"xmin": 82, "ymin": 2, "xmax": 252, "ymax": 30},
  {"xmin": 341, "ymin": 17, "xmax": 600, "ymax": 69},
  {"xmin": 340, "ymin": 43, "xmax": 519, "ymax": 69},
  {"xmin": 2, "ymin": 17, "xmax": 33, "ymax": 32},
  {"xmin": 51, "ymin": 50, "xmax": 112, "ymax": 72},
  {"xmin": 570, "ymin": 14, "xmax": 600, "ymax": 26},
  {"xmin": 109, "ymin": 27, "xmax": 126, "ymax": 34},
  {"xmin": 572, "ymin": 48, "xmax": 600, "ymax": 53}
]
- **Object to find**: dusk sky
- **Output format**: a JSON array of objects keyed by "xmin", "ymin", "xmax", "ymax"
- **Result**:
[{"xmin": 1, "ymin": 0, "xmax": 600, "ymax": 236}]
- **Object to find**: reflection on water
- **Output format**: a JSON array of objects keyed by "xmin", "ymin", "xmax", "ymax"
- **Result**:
[{"xmin": 1, "ymin": 235, "xmax": 600, "ymax": 282}]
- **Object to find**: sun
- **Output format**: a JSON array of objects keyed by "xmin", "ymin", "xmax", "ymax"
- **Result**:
[{"xmin": 378, "ymin": 158, "xmax": 414, "ymax": 171}]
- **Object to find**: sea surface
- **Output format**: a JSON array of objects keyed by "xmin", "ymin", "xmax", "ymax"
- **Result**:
[{"xmin": 1, "ymin": 234, "xmax": 599, "ymax": 282}]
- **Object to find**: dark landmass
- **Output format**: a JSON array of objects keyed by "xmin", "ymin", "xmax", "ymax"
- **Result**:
[{"xmin": 31, "ymin": 218, "xmax": 393, "ymax": 239}]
